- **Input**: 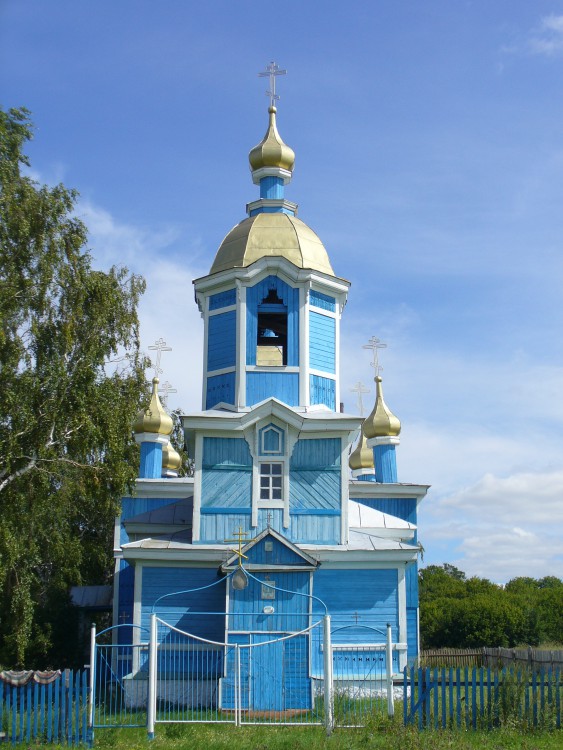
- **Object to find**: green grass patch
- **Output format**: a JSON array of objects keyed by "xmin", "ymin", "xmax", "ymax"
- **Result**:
[{"xmin": 89, "ymin": 720, "xmax": 562, "ymax": 750}]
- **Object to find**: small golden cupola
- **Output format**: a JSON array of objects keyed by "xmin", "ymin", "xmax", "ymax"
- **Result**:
[
  {"xmin": 363, "ymin": 376, "xmax": 401, "ymax": 440},
  {"xmin": 133, "ymin": 377, "xmax": 174, "ymax": 436},
  {"xmin": 349, "ymin": 429, "xmax": 375, "ymax": 477},
  {"xmin": 162, "ymin": 441, "xmax": 182, "ymax": 477},
  {"xmin": 249, "ymin": 106, "xmax": 295, "ymax": 175}
]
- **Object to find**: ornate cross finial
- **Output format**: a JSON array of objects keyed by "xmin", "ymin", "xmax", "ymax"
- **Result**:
[
  {"xmin": 362, "ymin": 336, "xmax": 387, "ymax": 377},
  {"xmin": 148, "ymin": 338, "xmax": 172, "ymax": 378},
  {"xmin": 350, "ymin": 381, "xmax": 370, "ymax": 416},
  {"xmin": 225, "ymin": 526, "xmax": 249, "ymax": 567},
  {"xmin": 159, "ymin": 381, "xmax": 177, "ymax": 408},
  {"xmin": 258, "ymin": 60, "xmax": 286, "ymax": 108}
]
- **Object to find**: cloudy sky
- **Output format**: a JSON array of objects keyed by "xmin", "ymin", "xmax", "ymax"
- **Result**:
[{"xmin": 2, "ymin": 1, "xmax": 563, "ymax": 582}]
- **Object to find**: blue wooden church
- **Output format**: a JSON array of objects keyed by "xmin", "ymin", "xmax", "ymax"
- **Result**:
[{"xmin": 112, "ymin": 89, "xmax": 428, "ymax": 711}]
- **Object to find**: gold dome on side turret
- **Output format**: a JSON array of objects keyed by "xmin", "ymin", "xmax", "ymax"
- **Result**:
[
  {"xmin": 249, "ymin": 106, "xmax": 295, "ymax": 172},
  {"xmin": 133, "ymin": 377, "xmax": 173, "ymax": 436},
  {"xmin": 162, "ymin": 441, "xmax": 182, "ymax": 473},
  {"xmin": 349, "ymin": 429, "xmax": 374, "ymax": 472},
  {"xmin": 363, "ymin": 376, "xmax": 401, "ymax": 439}
]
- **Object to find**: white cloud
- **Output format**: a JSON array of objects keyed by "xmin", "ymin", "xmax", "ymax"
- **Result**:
[
  {"xmin": 421, "ymin": 469, "xmax": 563, "ymax": 581},
  {"xmin": 78, "ymin": 199, "xmax": 207, "ymax": 413},
  {"xmin": 504, "ymin": 14, "xmax": 563, "ymax": 58},
  {"xmin": 528, "ymin": 15, "xmax": 563, "ymax": 56}
]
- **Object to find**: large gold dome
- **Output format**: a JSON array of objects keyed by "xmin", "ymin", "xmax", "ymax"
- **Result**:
[{"xmin": 209, "ymin": 212, "xmax": 335, "ymax": 276}]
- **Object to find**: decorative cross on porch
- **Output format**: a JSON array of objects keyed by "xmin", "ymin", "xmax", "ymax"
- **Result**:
[
  {"xmin": 362, "ymin": 336, "xmax": 387, "ymax": 377},
  {"xmin": 225, "ymin": 526, "xmax": 249, "ymax": 567},
  {"xmin": 148, "ymin": 337, "xmax": 172, "ymax": 378},
  {"xmin": 352, "ymin": 611, "xmax": 361, "ymax": 624},
  {"xmin": 258, "ymin": 61, "xmax": 286, "ymax": 108},
  {"xmin": 350, "ymin": 381, "xmax": 370, "ymax": 416}
]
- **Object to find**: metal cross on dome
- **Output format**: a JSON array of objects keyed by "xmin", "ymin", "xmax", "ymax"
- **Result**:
[
  {"xmin": 350, "ymin": 381, "xmax": 370, "ymax": 416},
  {"xmin": 160, "ymin": 381, "xmax": 177, "ymax": 407},
  {"xmin": 258, "ymin": 60, "xmax": 286, "ymax": 108},
  {"xmin": 148, "ymin": 337, "xmax": 172, "ymax": 378},
  {"xmin": 362, "ymin": 336, "xmax": 387, "ymax": 377}
]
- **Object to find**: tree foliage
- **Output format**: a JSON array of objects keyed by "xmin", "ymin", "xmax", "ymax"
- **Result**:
[
  {"xmin": 419, "ymin": 564, "xmax": 563, "ymax": 649},
  {"xmin": 0, "ymin": 107, "xmax": 147, "ymax": 666}
]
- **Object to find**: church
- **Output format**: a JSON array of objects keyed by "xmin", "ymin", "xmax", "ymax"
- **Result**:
[{"xmin": 112, "ymin": 68, "xmax": 428, "ymax": 711}]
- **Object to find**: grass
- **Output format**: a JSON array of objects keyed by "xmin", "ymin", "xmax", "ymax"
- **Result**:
[{"xmin": 89, "ymin": 720, "xmax": 563, "ymax": 750}]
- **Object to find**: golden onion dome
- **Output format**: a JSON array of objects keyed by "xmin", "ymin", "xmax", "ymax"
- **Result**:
[
  {"xmin": 162, "ymin": 441, "xmax": 182, "ymax": 473},
  {"xmin": 210, "ymin": 212, "xmax": 335, "ymax": 276},
  {"xmin": 349, "ymin": 429, "xmax": 374, "ymax": 472},
  {"xmin": 133, "ymin": 377, "xmax": 173, "ymax": 436},
  {"xmin": 363, "ymin": 376, "xmax": 401, "ymax": 439},
  {"xmin": 249, "ymin": 106, "xmax": 295, "ymax": 173}
]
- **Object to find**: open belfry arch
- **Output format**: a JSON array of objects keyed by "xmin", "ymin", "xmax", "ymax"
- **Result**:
[{"xmin": 106, "ymin": 62, "xmax": 429, "ymax": 727}]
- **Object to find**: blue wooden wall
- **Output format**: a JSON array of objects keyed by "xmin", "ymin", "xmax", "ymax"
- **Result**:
[
  {"xmin": 141, "ymin": 567, "xmax": 226, "ymax": 640},
  {"xmin": 246, "ymin": 276, "xmax": 299, "ymax": 366},
  {"xmin": 205, "ymin": 372, "xmax": 235, "ymax": 408},
  {"xmin": 209, "ymin": 288, "xmax": 236, "ymax": 310},
  {"xmin": 309, "ymin": 311, "xmax": 335, "ymax": 373},
  {"xmin": 229, "ymin": 570, "xmax": 310, "ymax": 633},
  {"xmin": 246, "ymin": 371, "xmax": 299, "ymax": 406},
  {"xmin": 374, "ymin": 443, "xmax": 398, "ymax": 482},
  {"xmin": 310, "ymin": 374, "xmax": 336, "ymax": 409},
  {"xmin": 351, "ymin": 496, "xmax": 420, "ymax": 659},
  {"xmin": 201, "ymin": 437, "xmax": 252, "ymax": 510},
  {"xmin": 290, "ymin": 438, "xmax": 341, "ymax": 511},
  {"xmin": 312, "ymin": 569, "xmax": 398, "ymax": 637},
  {"xmin": 310, "ymin": 290, "xmax": 336, "ymax": 312},
  {"xmin": 311, "ymin": 568, "xmax": 399, "ymax": 675},
  {"xmin": 207, "ymin": 311, "xmax": 236, "ymax": 371}
]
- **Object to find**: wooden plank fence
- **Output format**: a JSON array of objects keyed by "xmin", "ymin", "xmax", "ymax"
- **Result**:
[
  {"xmin": 404, "ymin": 665, "xmax": 562, "ymax": 730},
  {"xmin": 0, "ymin": 670, "xmax": 89, "ymax": 746},
  {"xmin": 420, "ymin": 647, "xmax": 563, "ymax": 670}
]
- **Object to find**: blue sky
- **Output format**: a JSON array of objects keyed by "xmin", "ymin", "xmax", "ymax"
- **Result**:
[{"xmin": 2, "ymin": 1, "xmax": 563, "ymax": 582}]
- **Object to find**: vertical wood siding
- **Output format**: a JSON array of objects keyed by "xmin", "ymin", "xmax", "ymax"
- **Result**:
[
  {"xmin": 374, "ymin": 443, "xmax": 398, "ymax": 482},
  {"xmin": 246, "ymin": 371, "xmax": 299, "ymax": 406},
  {"xmin": 199, "ymin": 512, "xmax": 252, "ymax": 542},
  {"xmin": 246, "ymin": 276, "xmax": 299, "ymax": 366},
  {"xmin": 287, "ymin": 514, "xmax": 340, "ymax": 544},
  {"xmin": 310, "ymin": 290, "xmax": 336, "ymax": 312},
  {"xmin": 309, "ymin": 311, "xmax": 335, "ymax": 373},
  {"xmin": 209, "ymin": 288, "xmax": 236, "ymax": 310},
  {"xmin": 309, "ymin": 374, "xmax": 336, "ymax": 409},
  {"xmin": 139, "ymin": 442, "xmax": 163, "ymax": 479},
  {"xmin": 207, "ymin": 311, "xmax": 236, "ymax": 371},
  {"xmin": 259, "ymin": 176, "xmax": 284, "ymax": 199},
  {"xmin": 313, "ymin": 569, "xmax": 398, "ymax": 634},
  {"xmin": 142, "ymin": 567, "xmax": 225, "ymax": 640},
  {"xmin": 229, "ymin": 571, "xmax": 310, "ymax": 633},
  {"xmin": 205, "ymin": 372, "xmax": 235, "ymax": 408}
]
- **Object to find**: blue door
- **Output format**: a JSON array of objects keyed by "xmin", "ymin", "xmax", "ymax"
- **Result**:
[{"xmin": 252, "ymin": 635, "xmax": 284, "ymax": 711}]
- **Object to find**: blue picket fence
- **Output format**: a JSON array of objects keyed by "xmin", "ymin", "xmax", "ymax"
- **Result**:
[
  {"xmin": 404, "ymin": 665, "xmax": 562, "ymax": 730},
  {"xmin": 0, "ymin": 670, "xmax": 89, "ymax": 746}
]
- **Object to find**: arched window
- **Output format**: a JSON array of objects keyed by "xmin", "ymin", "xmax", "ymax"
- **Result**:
[{"xmin": 257, "ymin": 288, "xmax": 287, "ymax": 366}]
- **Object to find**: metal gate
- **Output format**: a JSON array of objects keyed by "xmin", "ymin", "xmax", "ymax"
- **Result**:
[
  {"xmin": 148, "ymin": 615, "xmax": 328, "ymax": 730},
  {"xmin": 90, "ymin": 616, "xmax": 397, "ymax": 738},
  {"xmin": 90, "ymin": 624, "xmax": 150, "ymax": 730}
]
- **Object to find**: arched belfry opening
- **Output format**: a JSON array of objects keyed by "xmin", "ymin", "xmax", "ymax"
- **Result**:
[{"xmin": 257, "ymin": 287, "xmax": 288, "ymax": 366}]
